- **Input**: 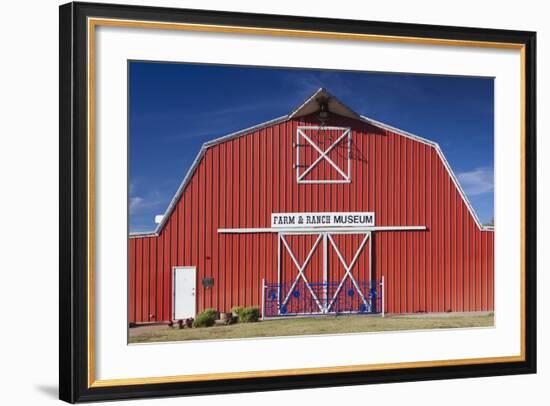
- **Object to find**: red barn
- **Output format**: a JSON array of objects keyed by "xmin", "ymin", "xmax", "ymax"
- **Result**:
[{"xmin": 129, "ymin": 88, "xmax": 494, "ymax": 324}]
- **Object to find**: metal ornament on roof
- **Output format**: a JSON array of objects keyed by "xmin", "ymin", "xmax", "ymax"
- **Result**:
[{"xmin": 315, "ymin": 97, "xmax": 333, "ymax": 146}]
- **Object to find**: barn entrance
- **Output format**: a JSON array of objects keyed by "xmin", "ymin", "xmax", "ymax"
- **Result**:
[
  {"xmin": 218, "ymin": 217, "xmax": 426, "ymax": 317},
  {"xmin": 263, "ymin": 232, "xmax": 382, "ymax": 317}
]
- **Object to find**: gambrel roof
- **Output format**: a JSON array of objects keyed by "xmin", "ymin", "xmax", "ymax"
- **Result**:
[{"xmin": 131, "ymin": 88, "xmax": 493, "ymax": 237}]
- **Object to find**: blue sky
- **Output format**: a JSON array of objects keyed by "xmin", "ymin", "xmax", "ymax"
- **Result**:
[{"xmin": 129, "ymin": 61, "xmax": 494, "ymax": 232}]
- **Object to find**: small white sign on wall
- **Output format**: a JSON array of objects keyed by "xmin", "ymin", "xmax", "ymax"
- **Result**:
[{"xmin": 271, "ymin": 212, "xmax": 375, "ymax": 228}]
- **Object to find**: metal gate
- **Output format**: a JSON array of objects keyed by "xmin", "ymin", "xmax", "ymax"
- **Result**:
[{"xmin": 263, "ymin": 232, "xmax": 384, "ymax": 317}]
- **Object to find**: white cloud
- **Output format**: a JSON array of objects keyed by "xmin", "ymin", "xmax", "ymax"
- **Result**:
[
  {"xmin": 457, "ymin": 166, "xmax": 494, "ymax": 196},
  {"xmin": 129, "ymin": 190, "xmax": 166, "ymax": 215},
  {"xmin": 129, "ymin": 196, "xmax": 145, "ymax": 212}
]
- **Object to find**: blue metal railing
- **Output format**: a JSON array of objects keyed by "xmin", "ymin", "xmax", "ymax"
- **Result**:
[{"xmin": 263, "ymin": 279, "xmax": 383, "ymax": 317}]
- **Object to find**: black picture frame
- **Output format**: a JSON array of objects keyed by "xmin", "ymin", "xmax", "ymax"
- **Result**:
[{"xmin": 59, "ymin": 1, "xmax": 537, "ymax": 403}]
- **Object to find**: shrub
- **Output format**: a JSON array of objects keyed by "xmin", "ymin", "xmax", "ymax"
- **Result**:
[
  {"xmin": 192, "ymin": 309, "xmax": 217, "ymax": 327},
  {"xmin": 231, "ymin": 306, "xmax": 244, "ymax": 317},
  {"xmin": 239, "ymin": 306, "xmax": 260, "ymax": 323}
]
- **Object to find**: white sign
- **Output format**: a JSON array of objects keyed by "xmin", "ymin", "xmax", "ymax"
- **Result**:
[{"xmin": 271, "ymin": 212, "xmax": 375, "ymax": 228}]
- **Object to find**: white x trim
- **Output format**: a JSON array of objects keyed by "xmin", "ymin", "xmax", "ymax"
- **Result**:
[
  {"xmin": 280, "ymin": 234, "xmax": 325, "ymax": 312},
  {"xmin": 277, "ymin": 232, "xmax": 373, "ymax": 314},
  {"xmin": 296, "ymin": 127, "xmax": 351, "ymax": 183},
  {"xmin": 326, "ymin": 233, "xmax": 371, "ymax": 312}
]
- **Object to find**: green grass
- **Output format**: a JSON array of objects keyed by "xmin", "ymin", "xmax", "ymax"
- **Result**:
[{"xmin": 129, "ymin": 313, "xmax": 494, "ymax": 344}]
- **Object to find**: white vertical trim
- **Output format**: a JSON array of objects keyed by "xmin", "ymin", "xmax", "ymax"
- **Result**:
[
  {"xmin": 368, "ymin": 231, "xmax": 372, "ymax": 284},
  {"xmin": 261, "ymin": 278, "xmax": 265, "ymax": 320},
  {"xmin": 295, "ymin": 126, "xmax": 300, "ymax": 183},
  {"xmin": 381, "ymin": 275, "xmax": 385, "ymax": 317},
  {"xmin": 347, "ymin": 127, "xmax": 352, "ymax": 181},
  {"xmin": 277, "ymin": 233, "xmax": 281, "ymax": 315},
  {"xmin": 323, "ymin": 232, "xmax": 328, "ymax": 311}
]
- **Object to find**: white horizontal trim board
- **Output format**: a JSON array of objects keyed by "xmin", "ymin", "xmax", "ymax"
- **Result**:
[
  {"xmin": 296, "ymin": 179, "xmax": 352, "ymax": 184},
  {"xmin": 218, "ymin": 226, "xmax": 427, "ymax": 234},
  {"xmin": 297, "ymin": 126, "xmax": 351, "ymax": 130}
]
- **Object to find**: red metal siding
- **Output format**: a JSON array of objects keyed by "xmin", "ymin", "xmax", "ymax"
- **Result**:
[{"xmin": 129, "ymin": 114, "xmax": 494, "ymax": 323}]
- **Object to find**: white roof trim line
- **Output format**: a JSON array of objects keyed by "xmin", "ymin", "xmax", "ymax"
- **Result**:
[
  {"xmin": 360, "ymin": 115, "xmax": 436, "ymax": 147},
  {"xmin": 288, "ymin": 87, "xmax": 324, "ymax": 118},
  {"xmin": 129, "ymin": 232, "xmax": 158, "ymax": 238},
  {"xmin": 203, "ymin": 115, "xmax": 289, "ymax": 148}
]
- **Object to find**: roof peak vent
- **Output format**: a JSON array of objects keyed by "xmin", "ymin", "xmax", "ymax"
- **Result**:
[{"xmin": 289, "ymin": 88, "xmax": 362, "ymax": 121}]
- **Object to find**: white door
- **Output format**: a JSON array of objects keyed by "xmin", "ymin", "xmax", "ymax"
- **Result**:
[{"xmin": 173, "ymin": 267, "xmax": 196, "ymax": 319}]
